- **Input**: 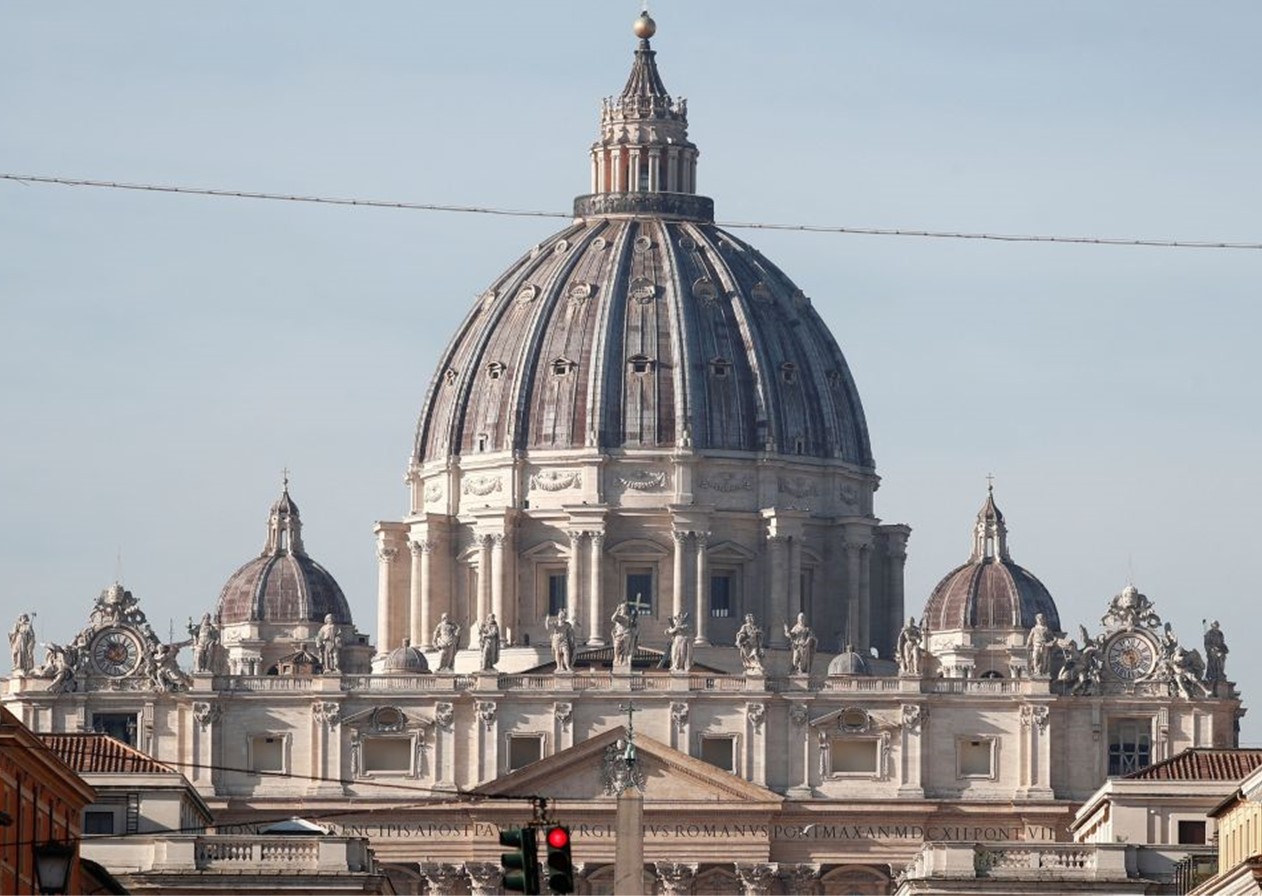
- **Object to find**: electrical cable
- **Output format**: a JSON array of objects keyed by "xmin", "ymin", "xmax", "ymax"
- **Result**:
[{"xmin": 4, "ymin": 172, "xmax": 1260, "ymax": 250}]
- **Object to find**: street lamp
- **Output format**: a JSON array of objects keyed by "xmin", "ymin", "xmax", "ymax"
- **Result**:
[{"xmin": 33, "ymin": 840, "xmax": 75, "ymax": 895}]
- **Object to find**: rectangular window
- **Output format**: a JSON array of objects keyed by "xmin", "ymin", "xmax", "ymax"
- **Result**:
[
  {"xmin": 509, "ymin": 735, "xmax": 543, "ymax": 771},
  {"xmin": 548, "ymin": 574, "xmax": 567, "ymax": 616},
  {"xmin": 362, "ymin": 738, "xmax": 412, "ymax": 774},
  {"xmin": 92, "ymin": 713, "xmax": 138, "ymax": 747},
  {"xmin": 83, "ymin": 810, "xmax": 116, "ymax": 835},
  {"xmin": 1178, "ymin": 820, "xmax": 1207, "ymax": 845},
  {"xmin": 250, "ymin": 735, "xmax": 285, "ymax": 773},
  {"xmin": 626, "ymin": 570, "xmax": 653, "ymax": 612},
  {"xmin": 1108, "ymin": 720, "xmax": 1152, "ymax": 776},
  {"xmin": 710, "ymin": 574, "xmax": 732, "ymax": 618},
  {"xmin": 958, "ymin": 738, "xmax": 994, "ymax": 777},
  {"xmin": 699, "ymin": 736, "xmax": 736, "ymax": 773},
  {"xmin": 830, "ymin": 739, "xmax": 879, "ymax": 775}
]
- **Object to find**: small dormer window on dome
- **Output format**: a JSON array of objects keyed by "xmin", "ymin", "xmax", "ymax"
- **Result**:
[
  {"xmin": 781, "ymin": 362, "xmax": 798, "ymax": 385},
  {"xmin": 486, "ymin": 361, "xmax": 506, "ymax": 380},
  {"xmin": 710, "ymin": 358, "xmax": 731, "ymax": 378},
  {"xmin": 628, "ymin": 354, "xmax": 654, "ymax": 375},
  {"xmin": 552, "ymin": 358, "xmax": 577, "ymax": 377}
]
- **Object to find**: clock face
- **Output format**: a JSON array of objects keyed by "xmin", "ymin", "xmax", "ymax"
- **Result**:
[
  {"xmin": 1106, "ymin": 633, "xmax": 1156, "ymax": 681},
  {"xmin": 91, "ymin": 628, "xmax": 144, "ymax": 677}
]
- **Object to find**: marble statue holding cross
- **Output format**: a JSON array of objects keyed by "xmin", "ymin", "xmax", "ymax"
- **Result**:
[{"xmin": 611, "ymin": 598, "xmax": 645, "ymax": 668}]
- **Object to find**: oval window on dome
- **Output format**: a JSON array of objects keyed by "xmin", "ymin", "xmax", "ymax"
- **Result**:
[
  {"xmin": 591, "ymin": 236, "xmax": 608, "ymax": 251},
  {"xmin": 678, "ymin": 235, "xmax": 696, "ymax": 251},
  {"xmin": 555, "ymin": 239, "xmax": 570, "ymax": 254},
  {"xmin": 634, "ymin": 235, "xmax": 654, "ymax": 253},
  {"xmin": 751, "ymin": 282, "xmax": 773, "ymax": 304},
  {"xmin": 692, "ymin": 278, "xmax": 718, "ymax": 303},
  {"xmin": 628, "ymin": 277, "xmax": 657, "ymax": 304},
  {"xmin": 569, "ymin": 282, "xmax": 593, "ymax": 301}
]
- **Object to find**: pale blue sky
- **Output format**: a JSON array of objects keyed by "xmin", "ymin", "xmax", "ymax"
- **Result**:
[{"xmin": 3, "ymin": 3, "xmax": 1260, "ymax": 736}]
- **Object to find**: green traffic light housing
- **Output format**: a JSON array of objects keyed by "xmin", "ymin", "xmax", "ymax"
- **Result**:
[
  {"xmin": 544, "ymin": 824, "xmax": 575, "ymax": 894},
  {"xmin": 499, "ymin": 826, "xmax": 540, "ymax": 894}
]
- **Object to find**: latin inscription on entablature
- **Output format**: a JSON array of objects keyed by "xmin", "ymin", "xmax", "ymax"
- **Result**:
[
  {"xmin": 462, "ymin": 475, "xmax": 503, "ymax": 497},
  {"xmin": 529, "ymin": 470, "xmax": 581, "ymax": 492}
]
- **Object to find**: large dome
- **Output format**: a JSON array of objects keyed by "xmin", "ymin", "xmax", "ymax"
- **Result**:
[
  {"xmin": 412, "ymin": 19, "xmax": 871, "ymax": 469},
  {"xmin": 216, "ymin": 484, "xmax": 352, "ymax": 626},
  {"xmin": 922, "ymin": 489, "xmax": 1060, "ymax": 632}
]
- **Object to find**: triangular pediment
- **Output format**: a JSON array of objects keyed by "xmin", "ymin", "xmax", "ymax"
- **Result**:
[{"xmin": 475, "ymin": 726, "xmax": 781, "ymax": 805}]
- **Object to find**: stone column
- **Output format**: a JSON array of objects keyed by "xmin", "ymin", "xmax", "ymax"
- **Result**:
[
  {"xmin": 671, "ymin": 530, "xmax": 689, "ymax": 619},
  {"xmin": 568, "ymin": 530, "xmax": 583, "ymax": 629},
  {"xmin": 693, "ymin": 533, "xmax": 710, "ymax": 645},
  {"xmin": 648, "ymin": 148, "xmax": 661, "ymax": 191},
  {"xmin": 477, "ymin": 534, "xmax": 493, "ymax": 623},
  {"xmin": 491, "ymin": 533, "xmax": 506, "ymax": 643},
  {"xmin": 434, "ymin": 703, "xmax": 455, "ymax": 790},
  {"xmin": 887, "ymin": 547, "xmax": 907, "ymax": 660},
  {"xmin": 899, "ymin": 704, "xmax": 926, "ymax": 797},
  {"xmin": 768, "ymin": 536, "xmax": 788, "ymax": 646},
  {"xmin": 859, "ymin": 544, "xmax": 872, "ymax": 652},
  {"xmin": 629, "ymin": 149, "xmax": 641, "ymax": 190},
  {"xmin": 788, "ymin": 536, "xmax": 802, "ymax": 615},
  {"xmin": 409, "ymin": 540, "xmax": 433, "ymax": 648},
  {"xmin": 615, "ymin": 788, "xmax": 645, "ymax": 895},
  {"xmin": 666, "ymin": 147, "xmax": 679, "ymax": 192},
  {"xmin": 844, "ymin": 540, "xmax": 863, "ymax": 650},
  {"xmin": 787, "ymin": 704, "xmax": 812, "ymax": 797},
  {"xmin": 613, "ymin": 147, "xmax": 624, "ymax": 192},
  {"xmin": 376, "ymin": 545, "xmax": 398, "ymax": 656},
  {"xmin": 588, "ymin": 532, "xmax": 606, "ymax": 645}
]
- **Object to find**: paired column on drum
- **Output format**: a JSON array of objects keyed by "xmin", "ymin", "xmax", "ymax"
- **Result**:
[
  {"xmin": 762, "ymin": 511, "xmax": 807, "ymax": 648},
  {"xmin": 565, "ymin": 528, "xmax": 609, "ymax": 646},
  {"xmin": 409, "ymin": 539, "xmax": 434, "ymax": 648}
]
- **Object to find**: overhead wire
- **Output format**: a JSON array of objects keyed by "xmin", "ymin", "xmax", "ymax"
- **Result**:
[{"xmin": 4, "ymin": 172, "xmax": 1260, "ymax": 251}]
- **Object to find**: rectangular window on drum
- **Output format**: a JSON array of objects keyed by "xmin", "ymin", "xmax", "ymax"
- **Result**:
[
  {"xmin": 626, "ymin": 571, "xmax": 653, "ymax": 611},
  {"xmin": 710, "ymin": 574, "xmax": 732, "ymax": 618},
  {"xmin": 548, "ymin": 574, "xmax": 567, "ymax": 616}
]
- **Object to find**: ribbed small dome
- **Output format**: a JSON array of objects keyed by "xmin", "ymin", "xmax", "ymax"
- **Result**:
[
  {"xmin": 216, "ymin": 484, "xmax": 352, "ymax": 626},
  {"xmin": 828, "ymin": 647, "xmax": 872, "ymax": 676},
  {"xmin": 382, "ymin": 640, "xmax": 430, "ymax": 673},
  {"xmin": 922, "ymin": 488, "xmax": 1060, "ymax": 632}
]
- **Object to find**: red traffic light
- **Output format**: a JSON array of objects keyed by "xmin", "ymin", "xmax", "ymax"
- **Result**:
[{"xmin": 546, "ymin": 826, "xmax": 570, "ymax": 849}]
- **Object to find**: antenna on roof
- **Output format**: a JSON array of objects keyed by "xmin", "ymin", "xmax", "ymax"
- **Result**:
[{"xmin": 116, "ymin": 547, "xmax": 124, "ymax": 586}]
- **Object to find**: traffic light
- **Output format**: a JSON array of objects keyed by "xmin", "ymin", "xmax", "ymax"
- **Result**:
[
  {"xmin": 544, "ymin": 825, "xmax": 574, "ymax": 894},
  {"xmin": 499, "ymin": 825, "xmax": 540, "ymax": 894}
]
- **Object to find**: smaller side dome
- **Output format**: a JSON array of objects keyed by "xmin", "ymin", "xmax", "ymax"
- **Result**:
[
  {"xmin": 382, "ymin": 639, "xmax": 430, "ymax": 673},
  {"xmin": 828, "ymin": 645, "xmax": 872, "ymax": 677},
  {"xmin": 922, "ymin": 487, "xmax": 1060, "ymax": 632},
  {"xmin": 216, "ymin": 481, "xmax": 353, "ymax": 626}
]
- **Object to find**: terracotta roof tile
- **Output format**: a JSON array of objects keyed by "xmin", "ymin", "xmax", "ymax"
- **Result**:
[
  {"xmin": 39, "ymin": 733, "xmax": 178, "ymax": 775},
  {"xmin": 1126, "ymin": 748, "xmax": 1262, "ymax": 781}
]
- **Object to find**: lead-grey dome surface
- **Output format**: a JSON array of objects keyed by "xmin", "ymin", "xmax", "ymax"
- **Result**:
[{"xmin": 414, "ymin": 218, "xmax": 873, "ymax": 466}]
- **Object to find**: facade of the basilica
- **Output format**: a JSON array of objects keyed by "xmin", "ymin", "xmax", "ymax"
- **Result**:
[{"xmin": 2, "ymin": 13, "xmax": 1244, "ymax": 896}]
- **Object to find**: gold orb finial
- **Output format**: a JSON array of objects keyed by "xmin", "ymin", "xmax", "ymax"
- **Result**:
[{"xmin": 633, "ymin": 11, "xmax": 656, "ymax": 40}]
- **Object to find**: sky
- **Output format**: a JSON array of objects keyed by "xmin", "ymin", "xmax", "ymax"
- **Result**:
[{"xmin": 2, "ymin": 3, "xmax": 1260, "ymax": 737}]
